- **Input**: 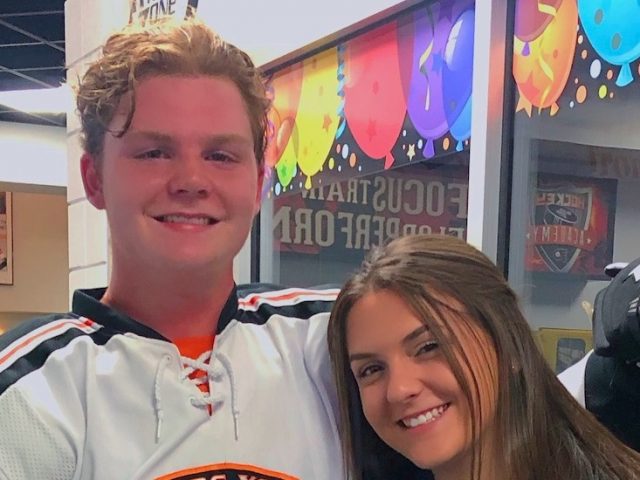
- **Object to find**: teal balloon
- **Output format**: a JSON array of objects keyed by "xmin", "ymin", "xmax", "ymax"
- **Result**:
[{"xmin": 578, "ymin": 0, "xmax": 640, "ymax": 87}]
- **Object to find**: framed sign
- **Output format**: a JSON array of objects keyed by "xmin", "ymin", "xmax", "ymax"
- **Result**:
[
  {"xmin": 526, "ymin": 173, "xmax": 617, "ymax": 279},
  {"xmin": 0, "ymin": 192, "xmax": 13, "ymax": 285}
]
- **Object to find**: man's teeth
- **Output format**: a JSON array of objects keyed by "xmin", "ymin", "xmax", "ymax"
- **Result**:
[
  {"xmin": 402, "ymin": 405, "xmax": 447, "ymax": 428},
  {"xmin": 161, "ymin": 215, "xmax": 211, "ymax": 225}
]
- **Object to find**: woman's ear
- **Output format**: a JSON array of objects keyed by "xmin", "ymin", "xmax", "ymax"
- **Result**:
[{"xmin": 80, "ymin": 153, "xmax": 105, "ymax": 209}]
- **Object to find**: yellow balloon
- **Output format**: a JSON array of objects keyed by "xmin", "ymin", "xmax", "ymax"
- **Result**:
[
  {"xmin": 294, "ymin": 48, "xmax": 341, "ymax": 187},
  {"xmin": 513, "ymin": 0, "xmax": 578, "ymax": 116}
]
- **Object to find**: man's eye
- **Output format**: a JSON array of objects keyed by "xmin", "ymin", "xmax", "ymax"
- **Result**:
[
  {"xmin": 136, "ymin": 149, "xmax": 168, "ymax": 159},
  {"xmin": 207, "ymin": 151, "xmax": 236, "ymax": 163}
]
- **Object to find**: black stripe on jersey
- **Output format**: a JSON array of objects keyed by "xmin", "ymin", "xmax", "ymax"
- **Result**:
[
  {"xmin": 0, "ymin": 313, "xmax": 74, "ymax": 351},
  {"xmin": 235, "ymin": 282, "xmax": 337, "ymax": 327},
  {"xmin": 236, "ymin": 298, "xmax": 336, "ymax": 325},
  {"xmin": 0, "ymin": 315, "xmax": 117, "ymax": 396}
]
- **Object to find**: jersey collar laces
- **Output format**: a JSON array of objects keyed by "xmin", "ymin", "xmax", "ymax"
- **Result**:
[{"xmin": 153, "ymin": 350, "xmax": 241, "ymax": 443}]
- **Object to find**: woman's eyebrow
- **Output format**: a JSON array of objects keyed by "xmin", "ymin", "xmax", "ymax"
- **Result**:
[
  {"xmin": 348, "ymin": 352, "xmax": 375, "ymax": 363},
  {"xmin": 402, "ymin": 325, "xmax": 430, "ymax": 345},
  {"xmin": 348, "ymin": 326, "xmax": 431, "ymax": 363}
]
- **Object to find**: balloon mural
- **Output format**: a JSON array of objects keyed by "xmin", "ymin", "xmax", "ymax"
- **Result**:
[
  {"xmin": 442, "ymin": 7, "xmax": 475, "ymax": 151},
  {"xmin": 515, "ymin": 0, "xmax": 563, "ymax": 45},
  {"xmin": 265, "ymin": 65, "xmax": 303, "ymax": 192},
  {"xmin": 264, "ymin": 0, "xmax": 475, "ymax": 198},
  {"xmin": 398, "ymin": 6, "xmax": 448, "ymax": 159},
  {"xmin": 294, "ymin": 50, "xmax": 341, "ymax": 190},
  {"xmin": 343, "ymin": 22, "xmax": 406, "ymax": 169},
  {"xmin": 267, "ymin": 49, "xmax": 341, "ymax": 193},
  {"xmin": 577, "ymin": 0, "xmax": 640, "ymax": 87},
  {"xmin": 513, "ymin": 0, "xmax": 640, "ymax": 117},
  {"xmin": 513, "ymin": 0, "xmax": 578, "ymax": 116}
]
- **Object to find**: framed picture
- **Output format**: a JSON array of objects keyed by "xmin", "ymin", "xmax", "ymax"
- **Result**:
[
  {"xmin": 0, "ymin": 192, "xmax": 13, "ymax": 285},
  {"xmin": 526, "ymin": 173, "xmax": 617, "ymax": 279}
]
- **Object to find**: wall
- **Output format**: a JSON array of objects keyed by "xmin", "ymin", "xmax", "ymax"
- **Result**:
[
  {"xmin": 0, "ymin": 192, "xmax": 69, "ymax": 322},
  {"xmin": 196, "ymin": 0, "xmax": 417, "ymax": 67},
  {"xmin": 0, "ymin": 122, "xmax": 67, "ymax": 187}
]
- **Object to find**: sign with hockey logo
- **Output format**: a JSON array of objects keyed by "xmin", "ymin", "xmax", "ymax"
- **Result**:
[
  {"xmin": 534, "ymin": 182, "xmax": 592, "ymax": 272},
  {"xmin": 526, "ymin": 173, "xmax": 617, "ymax": 278}
]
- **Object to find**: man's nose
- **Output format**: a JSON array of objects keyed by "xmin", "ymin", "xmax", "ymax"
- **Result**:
[{"xmin": 168, "ymin": 155, "xmax": 212, "ymax": 197}]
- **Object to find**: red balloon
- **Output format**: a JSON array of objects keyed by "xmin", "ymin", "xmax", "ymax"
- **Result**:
[
  {"xmin": 515, "ymin": 0, "xmax": 563, "ymax": 42},
  {"xmin": 343, "ymin": 21, "xmax": 406, "ymax": 169}
]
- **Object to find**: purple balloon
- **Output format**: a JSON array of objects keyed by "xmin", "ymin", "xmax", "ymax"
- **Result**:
[
  {"xmin": 399, "ymin": 6, "xmax": 451, "ymax": 158},
  {"xmin": 442, "ymin": 7, "xmax": 475, "ymax": 130}
]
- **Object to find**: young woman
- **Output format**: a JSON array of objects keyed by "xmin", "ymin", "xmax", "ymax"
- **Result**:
[{"xmin": 328, "ymin": 234, "xmax": 640, "ymax": 480}]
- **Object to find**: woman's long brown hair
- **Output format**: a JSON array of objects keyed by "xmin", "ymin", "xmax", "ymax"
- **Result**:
[{"xmin": 328, "ymin": 234, "xmax": 640, "ymax": 480}]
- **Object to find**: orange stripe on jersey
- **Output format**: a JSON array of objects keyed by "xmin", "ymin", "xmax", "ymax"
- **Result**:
[
  {"xmin": 238, "ymin": 289, "xmax": 338, "ymax": 308},
  {"xmin": 155, "ymin": 462, "xmax": 299, "ymax": 480},
  {"xmin": 0, "ymin": 318, "xmax": 95, "ymax": 368}
]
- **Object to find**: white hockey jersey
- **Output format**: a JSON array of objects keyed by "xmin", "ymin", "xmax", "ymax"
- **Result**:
[{"xmin": 0, "ymin": 285, "xmax": 344, "ymax": 480}]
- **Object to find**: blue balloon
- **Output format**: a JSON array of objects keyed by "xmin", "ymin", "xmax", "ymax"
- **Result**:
[
  {"xmin": 442, "ymin": 8, "xmax": 475, "ymax": 125},
  {"xmin": 449, "ymin": 94, "xmax": 472, "ymax": 151},
  {"xmin": 578, "ymin": 0, "xmax": 640, "ymax": 87},
  {"xmin": 442, "ymin": 7, "xmax": 474, "ymax": 150}
]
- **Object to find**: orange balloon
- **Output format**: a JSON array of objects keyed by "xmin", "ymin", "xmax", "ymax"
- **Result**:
[
  {"xmin": 276, "ymin": 118, "xmax": 295, "ymax": 156},
  {"xmin": 265, "ymin": 65, "xmax": 303, "ymax": 169},
  {"xmin": 513, "ymin": 0, "xmax": 578, "ymax": 116}
]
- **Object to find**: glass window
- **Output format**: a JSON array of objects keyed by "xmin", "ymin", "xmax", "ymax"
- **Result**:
[
  {"xmin": 509, "ymin": 0, "xmax": 640, "ymax": 372},
  {"xmin": 259, "ymin": 0, "xmax": 476, "ymax": 286}
]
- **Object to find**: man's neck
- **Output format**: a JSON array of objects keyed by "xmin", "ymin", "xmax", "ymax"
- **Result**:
[{"xmin": 102, "ymin": 264, "xmax": 235, "ymax": 340}]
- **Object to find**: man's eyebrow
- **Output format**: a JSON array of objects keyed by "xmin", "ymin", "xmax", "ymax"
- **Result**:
[
  {"xmin": 124, "ymin": 131, "xmax": 173, "ymax": 143},
  {"xmin": 124, "ymin": 131, "xmax": 253, "ymax": 147},
  {"xmin": 202, "ymin": 133, "xmax": 254, "ymax": 147}
]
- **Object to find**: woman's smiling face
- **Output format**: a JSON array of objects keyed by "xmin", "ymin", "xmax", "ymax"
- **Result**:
[{"xmin": 346, "ymin": 288, "xmax": 498, "ymax": 474}]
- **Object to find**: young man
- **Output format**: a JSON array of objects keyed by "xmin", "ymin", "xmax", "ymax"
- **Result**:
[{"xmin": 0, "ymin": 19, "xmax": 343, "ymax": 479}]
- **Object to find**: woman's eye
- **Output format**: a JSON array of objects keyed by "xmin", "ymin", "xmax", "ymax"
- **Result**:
[
  {"xmin": 417, "ymin": 341, "xmax": 439, "ymax": 356},
  {"xmin": 357, "ymin": 364, "xmax": 383, "ymax": 380}
]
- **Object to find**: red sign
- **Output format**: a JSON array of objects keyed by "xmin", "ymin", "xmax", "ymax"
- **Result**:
[{"xmin": 526, "ymin": 173, "xmax": 617, "ymax": 278}]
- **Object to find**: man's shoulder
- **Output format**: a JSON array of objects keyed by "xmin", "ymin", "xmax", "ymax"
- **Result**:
[
  {"xmin": 0, "ymin": 312, "xmax": 80, "ymax": 350},
  {"xmin": 234, "ymin": 283, "xmax": 340, "ymax": 325},
  {"xmin": 0, "ymin": 313, "xmax": 107, "ymax": 397}
]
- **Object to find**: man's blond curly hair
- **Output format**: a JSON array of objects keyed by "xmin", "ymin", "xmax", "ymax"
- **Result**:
[{"xmin": 76, "ymin": 17, "xmax": 270, "ymax": 166}]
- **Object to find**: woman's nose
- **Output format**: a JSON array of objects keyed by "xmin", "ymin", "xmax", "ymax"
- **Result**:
[{"xmin": 385, "ymin": 361, "xmax": 423, "ymax": 404}]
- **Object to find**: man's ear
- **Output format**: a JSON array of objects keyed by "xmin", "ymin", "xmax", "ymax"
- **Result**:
[{"xmin": 80, "ymin": 153, "xmax": 105, "ymax": 210}]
